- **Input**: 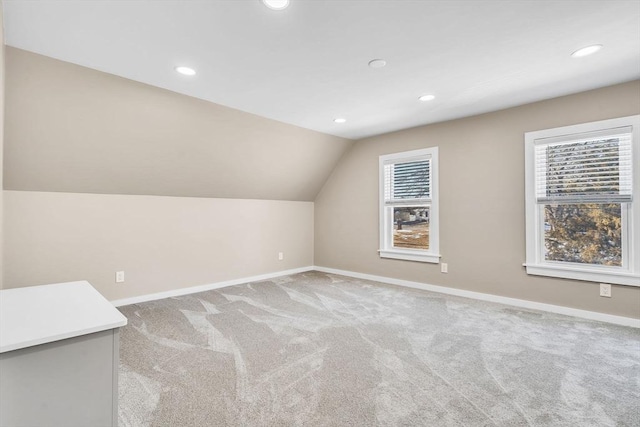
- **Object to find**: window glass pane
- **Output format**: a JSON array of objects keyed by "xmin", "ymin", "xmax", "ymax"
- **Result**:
[
  {"xmin": 393, "ymin": 207, "xmax": 429, "ymax": 250},
  {"xmin": 391, "ymin": 160, "xmax": 430, "ymax": 200},
  {"xmin": 544, "ymin": 203, "xmax": 622, "ymax": 266},
  {"xmin": 542, "ymin": 137, "xmax": 631, "ymax": 199}
]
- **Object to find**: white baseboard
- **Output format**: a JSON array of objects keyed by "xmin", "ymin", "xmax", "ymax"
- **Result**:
[
  {"xmin": 111, "ymin": 266, "xmax": 315, "ymax": 307},
  {"xmin": 111, "ymin": 264, "xmax": 639, "ymax": 328},
  {"xmin": 313, "ymin": 266, "xmax": 640, "ymax": 328}
]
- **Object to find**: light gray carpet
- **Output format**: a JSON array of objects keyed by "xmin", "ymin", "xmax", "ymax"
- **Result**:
[{"xmin": 118, "ymin": 271, "xmax": 640, "ymax": 426}]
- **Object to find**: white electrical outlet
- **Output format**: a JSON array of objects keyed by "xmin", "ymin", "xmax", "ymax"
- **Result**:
[
  {"xmin": 278, "ymin": 252, "xmax": 284, "ymax": 261},
  {"xmin": 599, "ymin": 283, "xmax": 611, "ymax": 298},
  {"xmin": 441, "ymin": 263, "xmax": 448, "ymax": 273},
  {"xmin": 116, "ymin": 271, "xmax": 125, "ymax": 283}
]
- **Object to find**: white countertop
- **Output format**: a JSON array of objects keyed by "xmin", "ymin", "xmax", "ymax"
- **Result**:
[{"xmin": 0, "ymin": 281, "xmax": 128, "ymax": 353}]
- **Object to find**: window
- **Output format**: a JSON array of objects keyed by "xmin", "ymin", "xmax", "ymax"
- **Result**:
[
  {"xmin": 525, "ymin": 115, "xmax": 640, "ymax": 286},
  {"xmin": 379, "ymin": 147, "xmax": 439, "ymax": 263}
]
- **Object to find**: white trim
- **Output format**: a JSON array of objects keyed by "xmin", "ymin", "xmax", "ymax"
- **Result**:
[
  {"xmin": 313, "ymin": 266, "xmax": 640, "ymax": 328},
  {"xmin": 110, "ymin": 266, "xmax": 314, "ymax": 307},
  {"xmin": 110, "ymin": 264, "xmax": 639, "ymax": 328},
  {"xmin": 379, "ymin": 249, "xmax": 440, "ymax": 263},
  {"xmin": 526, "ymin": 264, "xmax": 639, "ymax": 286},
  {"xmin": 379, "ymin": 147, "xmax": 440, "ymax": 263}
]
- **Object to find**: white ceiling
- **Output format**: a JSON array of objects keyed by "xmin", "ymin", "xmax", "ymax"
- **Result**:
[{"xmin": 3, "ymin": 0, "xmax": 640, "ymax": 140}]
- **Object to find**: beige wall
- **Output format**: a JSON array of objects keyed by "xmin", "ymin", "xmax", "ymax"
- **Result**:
[
  {"xmin": 4, "ymin": 45, "xmax": 639, "ymax": 317},
  {"xmin": 3, "ymin": 191, "xmax": 313, "ymax": 301},
  {"xmin": 3, "ymin": 47, "xmax": 336, "ymax": 299},
  {"xmin": 315, "ymin": 80, "xmax": 640, "ymax": 319},
  {"xmin": 4, "ymin": 47, "xmax": 353, "ymax": 201},
  {"xmin": 1, "ymin": 47, "xmax": 343, "ymax": 300}
]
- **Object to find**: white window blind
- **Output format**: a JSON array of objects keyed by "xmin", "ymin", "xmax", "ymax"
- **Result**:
[
  {"xmin": 534, "ymin": 127, "xmax": 633, "ymax": 203},
  {"xmin": 383, "ymin": 159, "xmax": 431, "ymax": 205}
]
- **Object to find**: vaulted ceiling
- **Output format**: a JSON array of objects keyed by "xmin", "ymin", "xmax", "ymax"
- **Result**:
[
  {"xmin": 4, "ymin": 48, "xmax": 352, "ymax": 201},
  {"xmin": 3, "ymin": 0, "xmax": 639, "ymax": 140}
]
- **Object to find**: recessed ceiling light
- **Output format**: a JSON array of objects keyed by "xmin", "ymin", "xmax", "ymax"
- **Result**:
[
  {"xmin": 262, "ymin": 0, "xmax": 290, "ymax": 10},
  {"xmin": 334, "ymin": 118, "xmax": 347, "ymax": 124},
  {"xmin": 571, "ymin": 44, "xmax": 603, "ymax": 58},
  {"xmin": 368, "ymin": 59, "xmax": 387, "ymax": 69},
  {"xmin": 418, "ymin": 94, "xmax": 435, "ymax": 102},
  {"xmin": 175, "ymin": 66, "xmax": 196, "ymax": 76}
]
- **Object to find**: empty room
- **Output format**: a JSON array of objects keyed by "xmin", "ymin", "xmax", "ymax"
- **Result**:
[{"xmin": 0, "ymin": 1, "xmax": 639, "ymax": 426}]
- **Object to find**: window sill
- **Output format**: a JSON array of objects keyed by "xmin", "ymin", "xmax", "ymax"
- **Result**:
[
  {"xmin": 379, "ymin": 249, "xmax": 440, "ymax": 264},
  {"xmin": 526, "ymin": 263, "xmax": 639, "ymax": 287}
]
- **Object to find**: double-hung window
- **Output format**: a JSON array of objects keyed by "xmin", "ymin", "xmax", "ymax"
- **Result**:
[
  {"xmin": 524, "ymin": 115, "xmax": 639, "ymax": 286},
  {"xmin": 379, "ymin": 147, "xmax": 439, "ymax": 263}
]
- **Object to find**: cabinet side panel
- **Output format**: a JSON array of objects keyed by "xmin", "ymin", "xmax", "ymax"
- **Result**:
[
  {"xmin": 112, "ymin": 329, "xmax": 120, "ymax": 426},
  {"xmin": 0, "ymin": 329, "xmax": 115, "ymax": 427}
]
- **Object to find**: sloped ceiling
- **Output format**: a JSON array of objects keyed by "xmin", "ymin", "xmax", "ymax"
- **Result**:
[
  {"xmin": 4, "ymin": 48, "xmax": 353, "ymax": 201},
  {"xmin": 3, "ymin": 0, "xmax": 639, "ymax": 140}
]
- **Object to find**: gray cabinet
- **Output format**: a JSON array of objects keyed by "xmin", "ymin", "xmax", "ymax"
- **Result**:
[{"xmin": 0, "ymin": 281, "xmax": 127, "ymax": 427}]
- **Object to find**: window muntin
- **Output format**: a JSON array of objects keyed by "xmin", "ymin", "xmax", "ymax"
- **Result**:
[
  {"xmin": 525, "ymin": 116, "xmax": 639, "ymax": 286},
  {"xmin": 379, "ymin": 148, "xmax": 439, "ymax": 263}
]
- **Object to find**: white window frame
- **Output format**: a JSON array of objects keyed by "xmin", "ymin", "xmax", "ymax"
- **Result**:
[
  {"xmin": 379, "ymin": 147, "xmax": 440, "ymax": 263},
  {"xmin": 524, "ymin": 115, "xmax": 640, "ymax": 286}
]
